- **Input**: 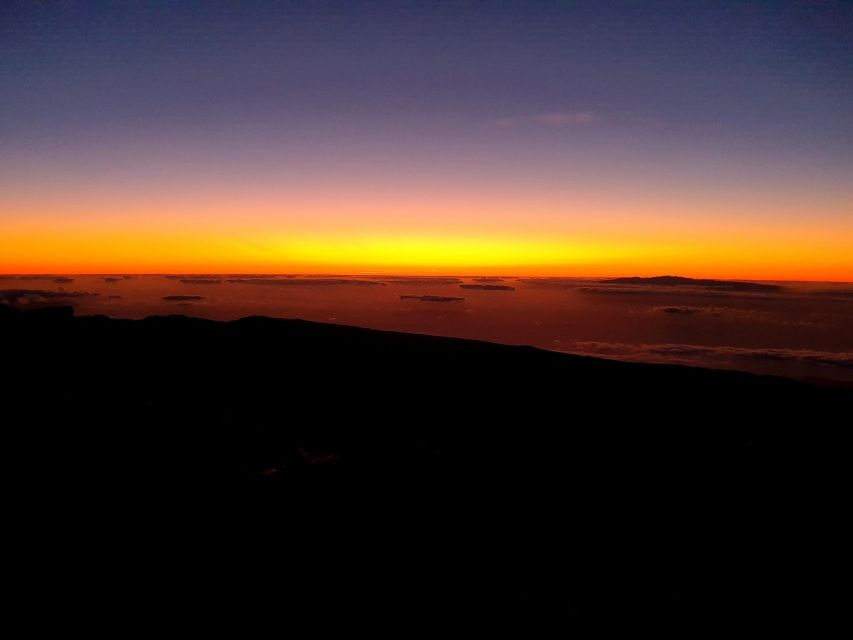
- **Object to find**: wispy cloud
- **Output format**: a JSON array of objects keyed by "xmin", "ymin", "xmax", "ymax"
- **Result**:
[
  {"xmin": 497, "ymin": 111, "xmax": 600, "ymax": 128},
  {"xmin": 0, "ymin": 289, "xmax": 96, "ymax": 304},
  {"xmin": 532, "ymin": 111, "xmax": 599, "ymax": 126}
]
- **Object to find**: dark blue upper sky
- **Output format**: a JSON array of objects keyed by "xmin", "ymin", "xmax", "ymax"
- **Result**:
[
  {"xmin": 3, "ymin": 1, "xmax": 851, "ymax": 139},
  {"xmin": 1, "ymin": 1, "xmax": 852, "ymax": 258}
]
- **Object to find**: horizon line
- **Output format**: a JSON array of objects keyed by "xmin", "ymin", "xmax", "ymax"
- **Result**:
[{"xmin": 1, "ymin": 272, "xmax": 852, "ymax": 284}]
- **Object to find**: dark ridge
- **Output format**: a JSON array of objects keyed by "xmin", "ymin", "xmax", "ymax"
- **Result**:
[
  {"xmin": 472, "ymin": 277, "xmax": 505, "ymax": 282},
  {"xmin": 226, "ymin": 278, "xmax": 384, "ymax": 286},
  {"xmin": 103, "ymin": 277, "xmax": 121, "ymax": 283},
  {"xmin": 383, "ymin": 277, "xmax": 463, "ymax": 285},
  {"xmin": 1, "ymin": 305, "xmax": 846, "ymax": 622},
  {"xmin": 400, "ymin": 295, "xmax": 465, "ymax": 302},
  {"xmin": 658, "ymin": 306, "xmax": 702, "ymax": 314},
  {"xmin": 163, "ymin": 295, "xmax": 205, "ymax": 301},
  {"xmin": 516, "ymin": 277, "xmax": 583, "ymax": 287},
  {"xmin": 179, "ymin": 279, "xmax": 223, "ymax": 285},
  {"xmin": 578, "ymin": 286, "xmax": 653, "ymax": 295},
  {"xmin": 52, "ymin": 277, "xmax": 75, "ymax": 284},
  {"xmin": 224, "ymin": 274, "xmax": 297, "ymax": 279},
  {"xmin": 459, "ymin": 284, "xmax": 515, "ymax": 291},
  {"xmin": 602, "ymin": 275, "xmax": 783, "ymax": 292}
]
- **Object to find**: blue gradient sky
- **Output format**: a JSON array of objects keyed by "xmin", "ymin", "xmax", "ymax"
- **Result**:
[{"xmin": 2, "ymin": 1, "xmax": 852, "ymax": 277}]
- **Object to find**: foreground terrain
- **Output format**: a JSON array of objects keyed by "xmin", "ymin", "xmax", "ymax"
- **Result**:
[{"xmin": 2, "ymin": 304, "xmax": 847, "ymax": 624}]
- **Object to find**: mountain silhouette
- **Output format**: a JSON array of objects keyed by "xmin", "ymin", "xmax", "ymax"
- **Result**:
[
  {"xmin": 603, "ymin": 275, "xmax": 783, "ymax": 292},
  {"xmin": 1, "ymin": 303, "xmax": 845, "ymax": 622}
]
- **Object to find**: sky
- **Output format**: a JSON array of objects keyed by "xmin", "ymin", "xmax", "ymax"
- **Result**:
[{"xmin": 1, "ymin": 0, "xmax": 852, "ymax": 279}]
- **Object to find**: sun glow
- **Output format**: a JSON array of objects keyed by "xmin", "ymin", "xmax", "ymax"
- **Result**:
[
  {"xmin": 1, "ymin": 217, "xmax": 851, "ymax": 280},
  {"xmin": 2, "ymin": 182, "xmax": 852, "ymax": 279}
]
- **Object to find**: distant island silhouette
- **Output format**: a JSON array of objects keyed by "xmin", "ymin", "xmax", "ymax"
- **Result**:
[
  {"xmin": 400, "ymin": 294, "xmax": 465, "ymax": 302},
  {"xmin": 602, "ymin": 275, "xmax": 783, "ymax": 292},
  {"xmin": 459, "ymin": 284, "xmax": 515, "ymax": 291},
  {"xmin": 226, "ymin": 278, "xmax": 384, "ymax": 286},
  {"xmin": 163, "ymin": 295, "xmax": 205, "ymax": 301}
]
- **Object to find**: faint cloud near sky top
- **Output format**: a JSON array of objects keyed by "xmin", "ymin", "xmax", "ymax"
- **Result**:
[{"xmin": 496, "ymin": 111, "xmax": 600, "ymax": 128}]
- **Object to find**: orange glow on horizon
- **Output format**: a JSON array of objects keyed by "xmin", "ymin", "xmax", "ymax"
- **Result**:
[
  {"xmin": 2, "ymin": 225, "xmax": 852, "ymax": 281},
  {"xmin": 2, "ymin": 190, "xmax": 852, "ymax": 281}
]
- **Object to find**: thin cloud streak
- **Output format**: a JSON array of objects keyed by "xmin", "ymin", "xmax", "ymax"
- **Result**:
[
  {"xmin": 496, "ymin": 111, "xmax": 600, "ymax": 128},
  {"xmin": 532, "ymin": 111, "xmax": 599, "ymax": 126}
]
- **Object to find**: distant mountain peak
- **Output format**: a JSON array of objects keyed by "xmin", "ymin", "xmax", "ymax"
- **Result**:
[{"xmin": 602, "ymin": 276, "xmax": 782, "ymax": 292}]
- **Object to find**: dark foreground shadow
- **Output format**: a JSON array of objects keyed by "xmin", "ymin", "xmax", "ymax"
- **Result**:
[{"xmin": 1, "ymin": 304, "xmax": 848, "ymax": 626}]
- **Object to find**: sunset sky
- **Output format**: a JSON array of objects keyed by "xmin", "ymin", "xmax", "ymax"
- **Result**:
[{"xmin": 2, "ymin": 1, "xmax": 852, "ymax": 279}]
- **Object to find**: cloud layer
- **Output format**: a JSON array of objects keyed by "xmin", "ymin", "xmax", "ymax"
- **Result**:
[
  {"xmin": 566, "ymin": 341, "xmax": 853, "ymax": 371},
  {"xmin": 0, "ymin": 289, "xmax": 96, "ymax": 304},
  {"xmin": 226, "ymin": 278, "xmax": 384, "ymax": 286}
]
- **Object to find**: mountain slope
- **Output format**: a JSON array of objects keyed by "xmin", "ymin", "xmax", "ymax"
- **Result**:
[{"xmin": 1, "ymin": 304, "xmax": 846, "ymax": 623}]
